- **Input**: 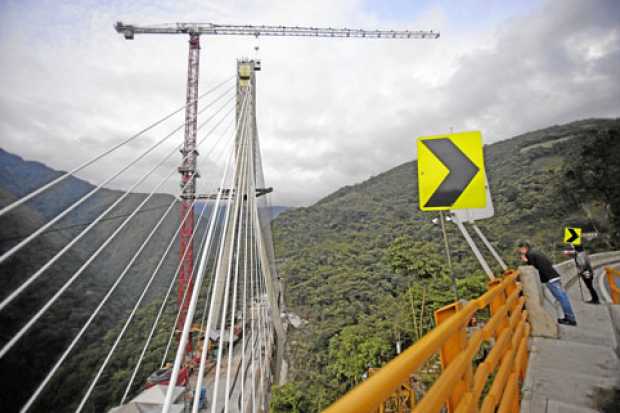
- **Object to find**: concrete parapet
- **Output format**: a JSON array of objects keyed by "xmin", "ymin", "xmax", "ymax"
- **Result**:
[
  {"xmin": 519, "ymin": 265, "xmax": 559, "ymax": 338},
  {"xmin": 527, "ymin": 251, "xmax": 620, "ymax": 315},
  {"xmin": 555, "ymin": 250, "xmax": 620, "ymax": 289}
]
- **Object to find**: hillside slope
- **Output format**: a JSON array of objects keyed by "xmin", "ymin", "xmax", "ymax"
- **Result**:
[
  {"xmin": 270, "ymin": 118, "xmax": 620, "ymax": 410},
  {"xmin": 1, "ymin": 118, "xmax": 618, "ymax": 411},
  {"xmin": 0, "ymin": 154, "xmax": 183, "ymax": 411},
  {"xmin": 0, "ymin": 188, "xmax": 111, "ymax": 410},
  {"xmin": 0, "ymin": 149, "xmax": 287, "ymax": 412}
]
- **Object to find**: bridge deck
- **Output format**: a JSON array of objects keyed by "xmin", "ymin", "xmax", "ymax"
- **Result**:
[{"xmin": 521, "ymin": 264, "xmax": 620, "ymax": 412}]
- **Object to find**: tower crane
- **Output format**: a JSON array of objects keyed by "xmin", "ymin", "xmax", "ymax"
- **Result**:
[{"xmin": 113, "ymin": 20, "xmax": 439, "ymax": 369}]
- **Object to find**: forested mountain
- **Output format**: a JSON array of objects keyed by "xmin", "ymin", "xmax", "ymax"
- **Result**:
[
  {"xmin": 0, "ymin": 118, "xmax": 618, "ymax": 412},
  {"xmin": 0, "ymin": 149, "xmax": 183, "ymax": 304},
  {"xmin": 269, "ymin": 118, "xmax": 620, "ymax": 411},
  {"xmin": 0, "ymin": 150, "xmax": 196, "ymax": 411},
  {"xmin": 0, "ymin": 149, "xmax": 99, "ymax": 220},
  {"xmin": 0, "ymin": 149, "xmax": 283, "ymax": 412}
]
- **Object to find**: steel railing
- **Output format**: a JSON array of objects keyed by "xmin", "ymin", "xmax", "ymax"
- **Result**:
[
  {"xmin": 605, "ymin": 267, "xmax": 620, "ymax": 304},
  {"xmin": 323, "ymin": 270, "xmax": 530, "ymax": 413}
]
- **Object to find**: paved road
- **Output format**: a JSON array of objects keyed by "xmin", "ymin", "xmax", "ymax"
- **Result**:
[{"xmin": 521, "ymin": 263, "xmax": 620, "ymax": 412}]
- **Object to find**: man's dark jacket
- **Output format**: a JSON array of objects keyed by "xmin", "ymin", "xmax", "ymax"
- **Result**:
[{"xmin": 525, "ymin": 250, "xmax": 561, "ymax": 283}]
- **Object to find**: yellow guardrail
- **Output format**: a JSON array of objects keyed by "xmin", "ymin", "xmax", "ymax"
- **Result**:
[
  {"xmin": 606, "ymin": 267, "xmax": 620, "ymax": 304},
  {"xmin": 323, "ymin": 270, "xmax": 530, "ymax": 413}
]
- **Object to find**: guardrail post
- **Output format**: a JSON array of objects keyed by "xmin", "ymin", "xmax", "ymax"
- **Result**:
[
  {"xmin": 488, "ymin": 279, "xmax": 508, "ymax": 337},
  {"xmin": 434, "ymin": 301, "xmax": 471, "ymax": 413}
]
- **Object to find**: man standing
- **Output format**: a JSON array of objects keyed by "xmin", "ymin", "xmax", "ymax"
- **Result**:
[
  {"xmin": 563, "ymin": 244, "xmax": 600, "ymax": 304},
  {"xmin": 517, "ymin": 240, "xmax": 577, "ymax": 326}
]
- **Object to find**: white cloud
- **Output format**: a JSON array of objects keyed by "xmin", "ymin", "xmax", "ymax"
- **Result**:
[{"xmin": 0, "ymin": 0, "xmax": 618, "ymax": 206}]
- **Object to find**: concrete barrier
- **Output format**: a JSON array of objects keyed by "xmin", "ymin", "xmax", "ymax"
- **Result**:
[
  {"xmin": 555, "ymin": 250, "xmax": 620, "ymax": 290},
  {"xmin": 519, "ymin": 251, "xmax": 620, "ymax": 338},
  {"xmin": 519, "ymin": 266, "xmax": 559, "ymax": 338}
]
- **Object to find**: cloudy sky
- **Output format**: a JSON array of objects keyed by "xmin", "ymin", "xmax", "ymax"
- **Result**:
[{"xmin": 0, "ymin": 0, "xmax": 618, "ymax": 206}]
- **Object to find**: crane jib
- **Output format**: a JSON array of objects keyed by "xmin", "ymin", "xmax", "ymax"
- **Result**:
[{"xmin": 114, "ymin": 21, "xmax": 440, "ymax": 40}]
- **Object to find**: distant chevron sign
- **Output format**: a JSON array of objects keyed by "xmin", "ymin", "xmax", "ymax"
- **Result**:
[
  {"xmin": 417, "ymin": 131, "xmax": 487, "ymax": 211},
  {"xmin": 564, "ymin": 227, "xmax": 582, "ymax": 245}
]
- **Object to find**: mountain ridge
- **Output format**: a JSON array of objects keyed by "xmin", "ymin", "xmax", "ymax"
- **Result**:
[
  {"xmin": 0, "ymin": 145, "xmax": 289, "ymax": 411},
  {"xmin": 269, "ymin": 117, "xmax": 620, "ymax": 410},
  {"xmin": 0, "ymin": 117, "xmax": 618, "ymax": 411}
]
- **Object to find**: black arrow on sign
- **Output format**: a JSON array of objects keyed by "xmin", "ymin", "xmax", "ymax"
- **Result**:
[
  {"xmin": 566, "ymin": 228, "xmax": 579, "ymax": 243},
  {"xmin": 423, "ymin": 138, "xmax": 480, "ymax": 208}
]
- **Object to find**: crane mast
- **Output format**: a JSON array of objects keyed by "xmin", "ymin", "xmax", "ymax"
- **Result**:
[
  {"xmin": 176, "ymin": 33, "xmax": 200, "ymax": 355},
  {"xmin": 114, "ymin": 19, "xmax": 439, "ymax": 378}
]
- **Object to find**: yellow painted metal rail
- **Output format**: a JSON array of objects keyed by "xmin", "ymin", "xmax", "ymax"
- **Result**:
[
  {"xmin": 323, "ymin": 270, "xmax": 530, "ymax": 413},
  {"xmin": 606, "ymin": 267, "xmax": 620, "ymax": 304}
]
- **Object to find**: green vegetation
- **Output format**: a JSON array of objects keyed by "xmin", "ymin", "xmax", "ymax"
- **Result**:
[
  {"xmin": 561, "ymin": 127, "xmax": 620, "ymax": 245},
  {"xmin": 1, "ymin": 118, "xmax": 619, "ymax": 412},
  {"xmin": 385, "ymin": 236, "xmax": 447, "ymax": 280},
  {"xmin": 271, "ymin": 118, "xmax": 620, "ymax": 411}
]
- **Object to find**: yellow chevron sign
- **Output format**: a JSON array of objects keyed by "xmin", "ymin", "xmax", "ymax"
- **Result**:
[
  {"xmin": 417, "ymin": 131, "xmax": 487, "ymax": 211},
  {"xmin": 564, "ymin": 227, "xmax": 582, "ymax": 245}
]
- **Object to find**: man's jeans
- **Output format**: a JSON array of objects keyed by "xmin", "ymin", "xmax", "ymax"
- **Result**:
[{"xmin": 546, "ymin": 279, "xmax": 576, "ymax": 322}]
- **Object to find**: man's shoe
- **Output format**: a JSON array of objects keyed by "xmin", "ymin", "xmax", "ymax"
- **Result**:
[
  {"xmin": 558, "ymin": 318, "xmax": 577, "ymax": 326},
  {"xmin": 586, "ymin": 299, "xmax": 600, "ymax": 304}
]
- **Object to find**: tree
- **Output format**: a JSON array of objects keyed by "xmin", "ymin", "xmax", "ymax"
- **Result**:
[
  {"xmin": 270, "ymin": 383, "xmax": 309, "ymax": 413},
  {"xmin": 384, "ymin": 237, "xmax": 447, "ymax": 279},
  {"xmin": 327, "ymin": 324, "xmax": 392, "ymax": 389}
]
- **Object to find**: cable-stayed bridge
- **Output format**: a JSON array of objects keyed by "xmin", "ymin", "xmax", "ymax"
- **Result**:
[
  {"xmin": 1, "ymin": 19, "xmax": 619, "ymax": 413},
  {"xmin": 0, "ymin": 21, "xmax": 439, "ymax": 413},
  {"xmin": 1, "ymin": 61, "xmax": 284, "ymax": 413}
]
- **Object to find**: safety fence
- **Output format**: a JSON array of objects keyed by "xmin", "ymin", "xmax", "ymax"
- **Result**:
[
  {"xmin": 323, "ymin": 270, "xmax": 530, "ymax": 413},
  {"xmin": 606, "ymin": 267, "xmax": 620, "ymax": 304}
]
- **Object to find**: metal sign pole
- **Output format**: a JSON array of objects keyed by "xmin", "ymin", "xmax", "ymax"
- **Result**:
[
  {"xmin": 439, "ymin": 211, "xmax": 459, "ymax": 300},
  {"xmin": 577, "ymin": 275, "xmax": 585, "ymax": 301},
  {"xmin": 452, "ymin": 215, "xmax": 495, "ymax": 280},
  {"xmin": 470, "ymin": 223, "xmax": 508, "ymax": 271}
]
